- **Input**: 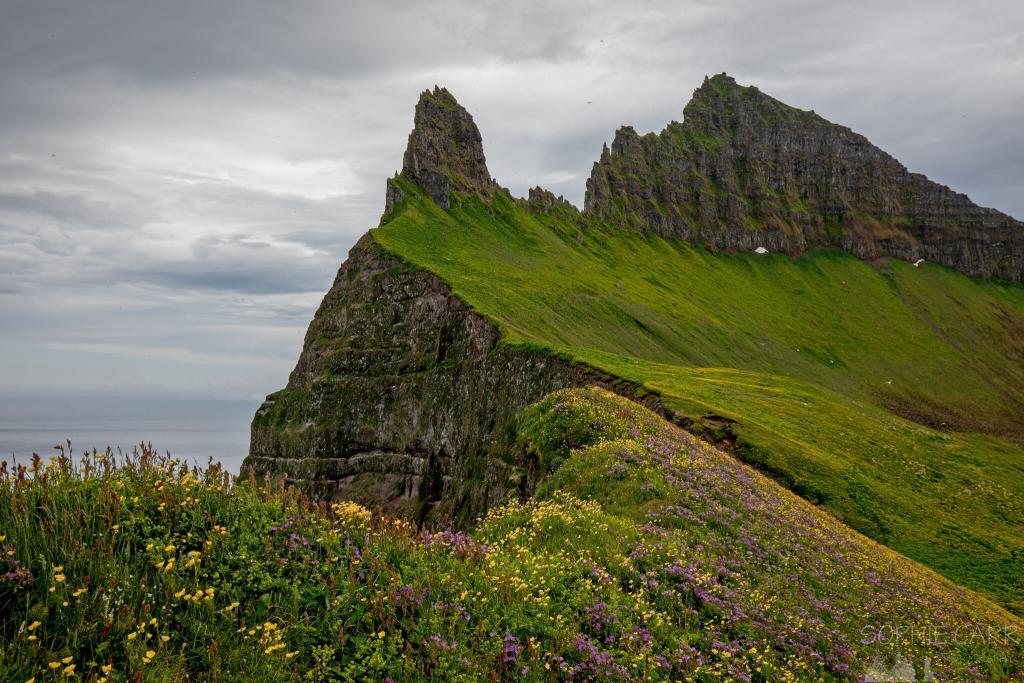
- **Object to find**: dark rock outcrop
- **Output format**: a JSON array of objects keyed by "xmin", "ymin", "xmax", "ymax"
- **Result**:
[
  {"xmin": 388, "ymin": 86, "xmax": 496, "ymax": 211},
  {"xmin": 523, "ymin": 186, "xmax": 577, "ymax": 216},
  {"xmin": 585, "ymin": 73, "xmax": 1023, "ymax": 281},
  {"xmin": 243, "ymin": 234, "xmax": 652, "ymax": 526}
]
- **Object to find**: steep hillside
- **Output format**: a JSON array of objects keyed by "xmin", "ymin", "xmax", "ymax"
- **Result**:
[
  {"xmin": 4, "ymin": 393, "xmax": 1023, "ymax": 681},
  {"xmin": 377, "ymin": 180, "xmax": 1024, "ymax": 435},
  {"xmin": 249, "ymin": 81, "xmax": 1024, "ymax": 614},
  {"xmin": 374, "ymin": 180, "xmax": 1024, "ymax": 613}
]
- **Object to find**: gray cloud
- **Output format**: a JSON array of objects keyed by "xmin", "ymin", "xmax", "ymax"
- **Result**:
[{"xmin": 0, "ymin": 0, "xmax": 1022, "ymax": 399}]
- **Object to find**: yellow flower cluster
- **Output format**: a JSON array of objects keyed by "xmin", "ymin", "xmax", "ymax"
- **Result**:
[
  {"xmin": 184, "ymin": 550, "xmax": 202, "ymax": 569},
  {"xmin": 43, "ymin": 655, "xmax": 78, "ymax": 677},
  {"xmin": 331, "ymin": 500, "xmax": 372, "ymax": 529},
  {"xmin": 174, "ymin": 586, "xmax": 215, "ymax": 604},
  {"xmin": 483, "ymin": 492, "xmax": 603, "ymax": 528},
  {"xmin": 235, "ymin": 620, "xmax": 297, "ymax": 659},
  {"xmin": 124, "ymin": 616, "xmax": 172, "ymax": 669}
]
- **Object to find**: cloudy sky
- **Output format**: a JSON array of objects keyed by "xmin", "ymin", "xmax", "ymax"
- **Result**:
[{"xmin": 2, "ymin": 0, "xmax": 1022, "ymax": 400}]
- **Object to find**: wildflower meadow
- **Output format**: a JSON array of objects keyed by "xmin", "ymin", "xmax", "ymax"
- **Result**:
[{"xmin": 1, "ymin": 388, "xmax": 1021, "ymax": 681}]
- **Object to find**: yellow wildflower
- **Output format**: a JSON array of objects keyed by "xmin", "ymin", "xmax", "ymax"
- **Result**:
[
  {"xmin": 28, "ymin": 620, "xmax": 41, "ymax": 631},
  {"xmin": 61, "ymin": 656, "xmax": 72, "ymax": 664},
  {"xmin": 54, "ymin": 573, "xmax": 65, "ymax": 583},
  {"xmin": 48, "ymin": 663, "xmax": 60, "ymax": 670}
]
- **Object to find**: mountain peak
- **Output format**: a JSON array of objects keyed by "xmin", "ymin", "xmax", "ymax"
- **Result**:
[
  {"xmin": 395, "ymin": 86, "xmax": 494, "ymax": 210},
  {"xmin": 682, "ymin": 72, "xmax": 768, "ymax": 131},
  {"xmin": 703, "ymin": 71, "xmax": 739, "ymax": 89},
  {"xmin": 690, "ymin": 72, "xmax": 745, "ymax": 102},
  {"xmin": 586, "ymin": 74, "xmax": 1023, "ymax": 281}
]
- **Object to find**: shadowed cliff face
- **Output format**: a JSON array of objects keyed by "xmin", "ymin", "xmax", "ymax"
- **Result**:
[
  {"xmin": 246, "ymin": 234, "xmax": 550, "ymax": 523},
  {"xmin": 244, "ymin": 233, "xmax": 654, "ymax": 525},
  {"xmin": 586, "ymin": 74, "xmax": 1023, "ymax": 281}
]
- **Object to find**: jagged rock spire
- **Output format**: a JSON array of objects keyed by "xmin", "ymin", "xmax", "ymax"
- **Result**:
[
  {"xmin": 584, "ymin": 72, "xmax": 1024, "ymax": 282},
  {"xmin": 391, "ymin": 86, "xmax": 495, "ymax": 210}
]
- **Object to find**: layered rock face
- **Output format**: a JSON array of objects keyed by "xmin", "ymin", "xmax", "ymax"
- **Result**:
[
  {"xmin": 586, "ymin": 74, "xmax": 1023, "ymax": 281},
  {"xmin": 245, "ymin": 234, "xmax": 644, "ymax": 524}
]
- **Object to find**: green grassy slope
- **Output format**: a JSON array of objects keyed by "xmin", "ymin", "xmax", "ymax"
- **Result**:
[
  {"xmin": 374, "ymin": 181, "xmax": 1024, "ymax": 613},
  {"xmin": 3, "ymin": 392, "xmax": 1021, "ymax": 681}
]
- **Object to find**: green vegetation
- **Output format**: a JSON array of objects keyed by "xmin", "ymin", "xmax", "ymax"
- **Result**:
[
  {"xmin": 3, "ymin": 391, "xmax": 1021, "ymax": 681},
  {"xmin": 374, "ymin": 180, "xmax": 1024, "ymax": 613}
]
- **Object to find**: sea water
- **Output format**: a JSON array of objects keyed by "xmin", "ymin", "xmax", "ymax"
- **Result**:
[{"xmin": 0, "ymin": 396, "xmax": 257, "ymax": 474}]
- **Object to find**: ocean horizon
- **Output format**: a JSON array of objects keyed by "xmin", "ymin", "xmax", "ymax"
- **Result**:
[{"xmin": 0, "ymin": 396, "xmax": 258, "ymax": 474}]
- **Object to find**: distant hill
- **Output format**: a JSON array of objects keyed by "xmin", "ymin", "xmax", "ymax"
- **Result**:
[{"xmin": 246, "ymin": 78, "xmax": 1024, "ymax": 615}]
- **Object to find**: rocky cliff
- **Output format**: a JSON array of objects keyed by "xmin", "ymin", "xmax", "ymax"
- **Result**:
[
  {"xmin": 245, "ymin": 232, "xmax": 652, "ymax": 525},
  {"xmin": 586, "ymin": 74, "xmax": 1023, "ymax": 281},
  {"xmin": 245, "ymin": 89, "xmax": 651, "ymax": 525},
  {"xmin": 385, "ymin": 86, "xmax": 497, "ymax": 213},
  {"xmin": 247, "ymin": 77, "xmax": 1023, "ymax": 524}
]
